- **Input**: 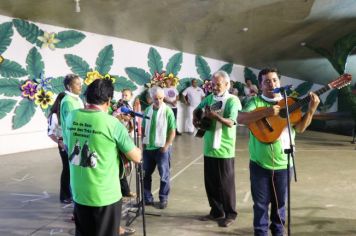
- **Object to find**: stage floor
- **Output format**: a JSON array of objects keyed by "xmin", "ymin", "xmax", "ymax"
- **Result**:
[{"xmin": 0, "ymin": 126, "xmax": 355, "ymax": 236}]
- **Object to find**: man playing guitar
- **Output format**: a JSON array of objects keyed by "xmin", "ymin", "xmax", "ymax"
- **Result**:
[{"xmin": 237, "ymin": 68, "xmax": 320, "ymax": 236}]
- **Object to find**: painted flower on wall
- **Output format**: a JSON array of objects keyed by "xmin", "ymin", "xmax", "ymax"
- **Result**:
[
  {"xmin": 84, "ymin": 70, "xmax": 116, "ymax": 85},
  {"xmin": 146, "ymin": 71, "xmax": 167, "ymax": 88},
  {"xmin": 34, "ymin": 89, "xmax": 54, "ymax": 109},
  {"xmin": 37, "ymin": 32, "xmax": 61, "ymax": 50},
  {"xmin": 21, "ymin": 80, "xmax": 38, "ymax": 100},
  {"xmin": 202, "ymin": 79, "xmax": 213, "ymax": 95},
  {"xmin": 164, "ymin": 73, "xmax": 179, "ymax": 87},
  {"xmin": 0, "ymin": 55, "xmax": 4, "ymax": 64},
  {"xmin": 36, "ymin": 73, "xmax": 53, "ymax": 91}
]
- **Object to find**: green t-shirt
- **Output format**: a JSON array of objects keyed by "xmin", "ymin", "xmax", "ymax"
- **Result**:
[
  {"xmin": 243, "ymin": 96, "xmax": 295, "ymax": 170},
  {"xmin": 142, "ymin": 105, "xmax": 176, "ymax": 150},
  {"xmin": 196, "ymin": 94, "xmax": 239, "ymax": 158},
  {"xmin": 60, "ymin": 94, "xmax": 83, "ymax": 145},
  {"xmin": 65, "ymin": 109, "xmax": 136, "ymax": 207}
]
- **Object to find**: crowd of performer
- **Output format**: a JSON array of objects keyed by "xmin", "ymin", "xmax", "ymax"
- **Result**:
[{"xmin": 47, "ymin": 67, "xmax": 320, "ymax": 236}]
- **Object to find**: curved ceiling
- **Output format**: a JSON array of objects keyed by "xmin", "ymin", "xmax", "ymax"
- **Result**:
[{"xmin": 1, "ymin": 0, "xmax": 356, "ymax": 85}]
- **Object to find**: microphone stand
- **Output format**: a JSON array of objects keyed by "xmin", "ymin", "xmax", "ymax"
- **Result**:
[{"xmin": 280, "ymin": 88, "xmax": 297, "ymax": 236}]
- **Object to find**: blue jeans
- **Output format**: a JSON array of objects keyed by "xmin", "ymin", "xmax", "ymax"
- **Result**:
[
  {"xmin": 143, "ymin": 148, "xmax": 171, "ymax": 202},
  {"xmin": 250, "ymin": 161, "xmax": 289, "ymax": 236}
]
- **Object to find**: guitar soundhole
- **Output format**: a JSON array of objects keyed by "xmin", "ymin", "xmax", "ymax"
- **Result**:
[{"xmin": 279, "ymin": 108, "xmax": 287, "ymax": 119}]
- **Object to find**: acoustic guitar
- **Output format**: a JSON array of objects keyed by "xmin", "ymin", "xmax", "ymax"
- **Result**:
[
  {"xmin": 195, "ymin": 101, "xmax": 223, "ymax": 138},
  {"xmin": 248, "ymin": 74, "xmax": 352, "ymax": 143}
]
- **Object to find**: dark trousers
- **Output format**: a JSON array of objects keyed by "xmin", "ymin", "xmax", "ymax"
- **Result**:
[
  {"xmin": 250, "ymin": 161, "xmax": 289, "ymax": 236},
  {"xmin": 143, "ymin": 148, "xmax": 171, "ymax": 202},
  {"xmin": 204, "ymin": 156, "xmax": 237, "ymax": 220},
  {"xmin": 58, "ymin": 147, "xmax": 71, "ymax": 201},
  {"xmin": 74, "ymin": 200, "xmax": 122, "ymax": 236},
  {"xmin": 120, "ymin": 176, "xmax": 130, "ymax": 197}
]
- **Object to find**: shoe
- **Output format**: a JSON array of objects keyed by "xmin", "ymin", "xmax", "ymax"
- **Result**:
[
  {"xmin": 144, "ymin": 200, "xmax": 154, "ymax": 206},
  {"xmin": 119, "ymin": 226, "xmax": 136, "ymax": 236},
  {"xmin": 60, "ymin": 198, "xmax": 72, "ymax": 204},
  {"xmin": 218, "ymin": 218, "xmax": 235, "ymax": 227},
  {"xmin": 159, "ymin": 201, "xmax": 167, "ymax": 209},
  {"xmin": 176, "ymin": 131, "xmax": 182, "ymax": 135},
  {"xmin": 127, "ymin": 192, "xmax": 136, "ymax": 198},
  {"xmin": 199, "ymin": 214, "xmax": 225, "ymax": 222}
]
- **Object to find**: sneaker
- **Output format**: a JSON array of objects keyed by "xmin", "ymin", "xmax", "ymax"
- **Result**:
[
  {"xmin": 159, "ymin": 201, "xmax": 167, "ymax": 209},
  {"xmin": 199, "ymin": 214, "xmax": 225, "ymax": 222},
  {"xmin": 218, "ymin": 218, "xmax": 235, "ymax": 227},
  {"xmin": 119, "ymin": 226, "xmax": 136, "ymax": 236}
]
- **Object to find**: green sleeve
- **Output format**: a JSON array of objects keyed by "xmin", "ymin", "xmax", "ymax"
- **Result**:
[
  {"xmin": 196, "ymin": 96, "xmax": 209, "ymax": 110},
  {"xmin": 225, "ymin": 97, "xmax": 239, "ymax": 122},
  {"xmin": 166, "ymin": 107, "xmax": 176, "ymax": 131},
  {"xmin": 114, "ymin": 122, "xmax": 136, "ymax": 154},
  {"xmin": 62, "ymin": 100, "xmax": 75, "ymax": 118}
]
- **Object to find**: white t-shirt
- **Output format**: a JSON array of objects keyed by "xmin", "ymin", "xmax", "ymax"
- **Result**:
[
  {"xmin": 47, "ymin": 113, "xmax": 62, "ymax": 138},
  {"xmin": 164, "ymin": 87, "xmax": 179, "ymax": 108},
  {"xmin": 182, "ymin": 86, "xmax": 205, "ymax": 107}
]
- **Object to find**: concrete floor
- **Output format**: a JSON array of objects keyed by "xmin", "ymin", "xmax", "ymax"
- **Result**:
[{"xmin": 0, "ymin": 126, "xmax": 356, "ymax": 236}]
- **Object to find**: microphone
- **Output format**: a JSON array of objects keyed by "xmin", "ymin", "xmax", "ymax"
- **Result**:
[
  {"xmin": 120, "ymin": 106, "xmax": 150, "ymax": 119},
  {"xmin": 273, "ymin": 85, "xmax": 293, "ymax": 93}
]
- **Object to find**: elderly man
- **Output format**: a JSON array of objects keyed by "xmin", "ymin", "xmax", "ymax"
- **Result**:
[
  {"xmin": 182, "ymin": 79, "xmax": 205, "ymax": 133},
  {"xmin": 193, "ymin": 71, "xmax": 240, "ymax": 228},
  {"xmin": 142, "ymin": 86, "xmax": 176, "ymax": 209},
  {"xmin": 238, "ymin": 68, "xmax": 319, "ymax": 236}
]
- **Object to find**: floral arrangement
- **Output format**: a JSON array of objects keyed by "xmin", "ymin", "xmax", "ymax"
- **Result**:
[
  {"xmin": 20, "ymin": 73, "xmax": 54, "ymax": 109},
  {"xmin": 84, "ymin": 70, "xmax": 116, "ymax": 85},
  {"xmin": 145, "ymin": 71, "xmax": 167, "ymax": 88},
  {"xmin": 202, "ymin": 79, "xmax": 213, "ymax": 95}
]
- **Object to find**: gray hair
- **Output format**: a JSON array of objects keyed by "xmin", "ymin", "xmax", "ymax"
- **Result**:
[
  {"xmin": 212, "ymin": 70, "xmax": 231, "ymax": 89},
  {"xmin": 149, "ymin": 86, "xmax": 164, "ymax": 98}
]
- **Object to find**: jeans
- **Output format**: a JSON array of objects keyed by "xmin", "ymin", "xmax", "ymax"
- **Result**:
[
  {"xmin": 143, "ymin": 147, "xmax": 171, "ymax": 202},
  {"xmin": 250, "ymin": 161, "xmax": 289, "ymax": 236}
]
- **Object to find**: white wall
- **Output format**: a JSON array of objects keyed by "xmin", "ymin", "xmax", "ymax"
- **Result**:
[{"xmin": 0, "ymin": 15, "xmax": 334, "ymax": 155}]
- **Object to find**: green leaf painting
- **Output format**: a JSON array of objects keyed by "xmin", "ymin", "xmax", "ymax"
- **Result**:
[
  {"xmin": 0, "ymin": 99, "xmax": 17, "ymax": 119},
  {"xmin": 196, "ymin": 56, "xmax": 211, "ymax": 80},
  {"xmin": 125, "ymin": 67, "xmax": 151, "ymax": 85},
  {"xmin": 166, "ymin": 52, "xmax": 183, "ymax": 76},
  {"xmin": 0, "ymin": 78, "xmax": 22, "ymax": 97},
  {"xmin": 55, "ymin": 30, "xmax": 86, "ymax": 48},
  {"xmin": 64, "ymin": 54, "xmax": 91, "ymax": 79},
  {"xmin": 323, "ymin": 89, "xmax": 338, "ymax": 110},
  {"xmin": 219, "ymin": 63, "xmax": 233, "ymax": 75},
  {"xmin": 50, "ymin": 76, "xmax": 65, "ymax": 94},
  {"xmin": 0, "ymin": 22, "xmax": 13, "ymax": 54},
  {"xmin": 148, "ymin": 47, "xmax": 163, "ymax": 75},
  {"xmin": 12, "ymin": 19, "xmax": 43, "ymax": 47},
  {"xmin": 176, "ymin": 77, "xmax": 202, "ymax": 93},
  {"xmin": 95, "ymin": 44, "xmax": 114, "ymax": 75},
  {"xmin": 294, "ymin": 81, "xmax": 313, "ymax": 97},
  {"xmin": 112, "ymin": 75, "xmax": 138, "ymax": 92},
  {"xmin": 0, "ymin": 59, "xmax": 27, "ymax": 78},
  {"xmin": 244, "ymin": 67, "xmax": 258, "ymax": 85},
  {"xmin": 26, "ymin": 47, "xmax": 44, "ymax": 80},
  {"xmin": 12, "ymin": 99, "xmax": 36, "ymax": 129}
]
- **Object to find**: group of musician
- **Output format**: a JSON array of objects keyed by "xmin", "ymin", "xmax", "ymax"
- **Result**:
[{"xmin": 48, "ymin": 67, "xmax": 320, "ymax": 236}]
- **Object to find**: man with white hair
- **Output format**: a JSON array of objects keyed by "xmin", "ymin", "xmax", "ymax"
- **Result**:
[
  {"xmin": 193, "ymin": 70, "xmax": 239, "ymax": 228},
  {"xmin": 142, "ymin": 86, "xmax": 176, "ymax": 209}
]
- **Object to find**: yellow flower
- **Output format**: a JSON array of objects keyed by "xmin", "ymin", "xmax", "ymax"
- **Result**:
[
  {"xmin": 104, "ymin": 74, "xmax": 116, "ymax": 84},
  {"xmin": 37, "ymin": 32, "xmax": 61, "ymax": 50},
  {"xmin": 0, "ymin": 55, "xmax": 4, "ymax": 64},
  {"xmin": 164, "ymin": 73, "xmax": 179, "ymax": 87},
  {"xmin": 85, "ymin": 71, "xmax": 103, "ymax": 85},
  {"xmin": 34, "ymin": 89, "xmax": 54, "ymax": 109}
]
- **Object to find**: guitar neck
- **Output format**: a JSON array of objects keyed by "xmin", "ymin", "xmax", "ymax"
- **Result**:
[{"xmin": 289, "ymin": 84, "xmax": 331, "ymax": 112}]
